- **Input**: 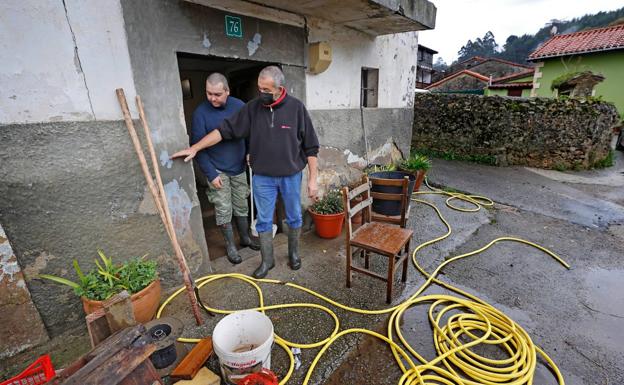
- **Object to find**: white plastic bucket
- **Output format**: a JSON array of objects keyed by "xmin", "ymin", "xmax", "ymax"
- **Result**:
[{"xmin": 212, "ymin": 310, "xmax": 274, "ymax": 385}]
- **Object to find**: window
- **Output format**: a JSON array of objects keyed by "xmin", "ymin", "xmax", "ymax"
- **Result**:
[
  {"xmin": 507, "ymin": 88, "xmax": 522, "ymax": 97},
  {"xmin": 361, "ymin": 67, "xmax": 379, "ymax": 108}
]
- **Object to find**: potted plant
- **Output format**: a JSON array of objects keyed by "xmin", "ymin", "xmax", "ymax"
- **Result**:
[
  {"xmin": 39, "ymin": 251, "xmax": 161, "ymax": 323},
  {"xmin": 399, "ymin": 153, "xmax": 431, "ymax": 192},
  {"xmin": 309, "ymin": 190, "xmax": 345, "ymax": 239}
]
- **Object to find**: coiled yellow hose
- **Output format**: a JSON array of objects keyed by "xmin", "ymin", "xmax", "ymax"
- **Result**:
[{"xmin": 157, "ymin": 180, "xmax": 569, "ymax": 385}]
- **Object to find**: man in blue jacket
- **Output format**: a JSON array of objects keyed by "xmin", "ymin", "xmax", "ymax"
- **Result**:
[
  {"xmin": 173, "ymin": 66, "xmax": 319, "ymax": 278},
  {"xmin": 191, "ymin": 73, "xmax": 259, "ymax": 264}
]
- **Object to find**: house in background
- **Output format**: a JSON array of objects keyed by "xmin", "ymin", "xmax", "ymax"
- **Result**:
[
  {"xmin": 447, "ymin": 56, "xmax": 533, "ymax": 80},
  {"xmin": 427, "ymin": 56, "xmax": 533, "ymax": 94},
  {"xmin": 0, "ymin": 0, "xmax": 436, "ymax": 356},
  {"xmin": 528, "ymin": 24, "xmax": 624, "ymax": 117},
  {"xmin": 485, "ymin": 68, "xmax": 535, "ymax": 97},
  {"xmin": 426, "ymin": 69, "xmax": 489, "ymax": 94},
  {"xmin": 416, "ymin": 44, "xmax": 438, "ymax": 89}
]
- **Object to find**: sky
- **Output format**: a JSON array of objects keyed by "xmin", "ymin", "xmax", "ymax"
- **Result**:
[{"xmin": 418, "ymin": 0, "xmax": 624, "ymax": 63}]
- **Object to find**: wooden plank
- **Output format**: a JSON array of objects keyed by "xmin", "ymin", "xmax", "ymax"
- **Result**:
[
  {"xmin": 87, "ymin": 325, "xmax": 145, "ymax": 360},
  {"xmin": 87, "ymin": 310, "xmax": 112, "ymax": 348},
  {"xmin": 59, "ymin": 326, "xmax": 145, "ymax": 385},
  {"xmin": 173, "ymin": 367, "xmax": 220, "ymax": 385},
  {"xmin": 104, "ymin": 291, "xmax": 136, "ymax": 332},
  {"xmin": 369, "ymin": 176, "xmax": 408, "ymax": 186},
  {"xmin": 348, "ymin": 182, "xmax": 370, "ymax": 200},
  {"xmin": 349, "ymin": 197, "xmax": 373, "ymax": 218},
  {"xmin": 370, "ymin": 191, "xmax": 403, "ymax": 201},
  {"xmin": 350, "ymin": 266, "xmax": 387, "ymax": 281},
  {"xmin": 119, "ymin": 361, "xmax": 162, "ymax": 385},
  {"xmin": 371, "ymin": 214, "xmax": 401, "ymax": 224},
  {"xmin": 170, "ymin": 337, "xmax": 214, "ymax": 381},
  {"xmin": 78, "ymin": 343, "xmax": 158, "ymax": 385}
]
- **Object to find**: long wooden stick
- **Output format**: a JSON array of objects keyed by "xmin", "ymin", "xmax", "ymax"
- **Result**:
[
  {"xmin": 135, "ymin": 95, "xmax": 204, "ymax": 323},
  {"xmin": 116, "ymin": 88, "xmax": 203, "ymax": 325}
]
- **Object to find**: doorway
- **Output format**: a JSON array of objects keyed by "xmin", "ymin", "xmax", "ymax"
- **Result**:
[{"xmin": 177, "ymin": 53, "xmax": 278, "ymax": 260}]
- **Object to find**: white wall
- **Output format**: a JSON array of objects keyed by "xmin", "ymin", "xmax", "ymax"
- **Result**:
[
  {"xmin": 305, "ymin": 31, "xmax": 419, "ymax": 110},
  {"xmin": 0, "ymin": 0, "xmax": 137, "ymax": 124}
]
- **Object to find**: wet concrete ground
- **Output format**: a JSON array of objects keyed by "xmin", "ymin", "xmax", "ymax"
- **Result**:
[
  {"xmin": 2, "ymin": 152, "xmax": 622, "ymax": 384},
  {"xmin": 326, "ymin": 152, "xmax": 624, "ymax": 385}
]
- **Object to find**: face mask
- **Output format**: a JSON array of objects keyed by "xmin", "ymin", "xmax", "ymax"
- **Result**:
[{"xmin": 259, "ymin": 91, "xmax": 274, "ymax": 105}]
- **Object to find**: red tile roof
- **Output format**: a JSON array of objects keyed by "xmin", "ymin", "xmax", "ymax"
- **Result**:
[
  {"xmin": 529, "ymin": 24, "xmax": 624, "ymax": 61},
  {"xmin": 457, "ymin": 56, "xmax": 533, "ymax": 69},
  {"xmin": 426, "ymin": 70, "xmax": 489, "ymax": 90},
  {"xmin": 488, "ymin": 82, "xmax": 533, "ymax": 89},
  {"xmin": 492, "ymin": 68, "xmax": 535, "ymax": 84}
]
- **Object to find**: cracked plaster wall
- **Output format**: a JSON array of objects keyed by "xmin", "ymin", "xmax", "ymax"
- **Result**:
[
  {"xmin": 306, "ymin": 26, "xmax": 419, "ymax": 109},
  {"xmin": 0, "ymin": 1, "xmax": 188, "ymax": 337},
  {"xmin": 0, "ymin": 0, "xmax": 137, "ymax": 123}
]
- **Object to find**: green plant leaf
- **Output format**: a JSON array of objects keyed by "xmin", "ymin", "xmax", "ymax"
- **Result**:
[
  {"xmin": 73, "ymin": 259, "xmax": 85, "ymax": 281},
  {"xmin": 39, "ymin": 274, "xmax": 81, "ymax": 289}
]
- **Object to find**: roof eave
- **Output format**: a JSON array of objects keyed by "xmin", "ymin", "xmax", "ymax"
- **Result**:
[{"xmin": 528, "ymin": 46, "xmax": 624, "ymax": 62}]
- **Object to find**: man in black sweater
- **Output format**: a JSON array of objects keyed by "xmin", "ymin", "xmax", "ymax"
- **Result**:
[{"xmin": 172, "ymin": 66, "xmax": 320, "ymax": 278}]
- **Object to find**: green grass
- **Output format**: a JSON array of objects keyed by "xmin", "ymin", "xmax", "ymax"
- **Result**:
[
  {"xmin": 552, "ymin": 150, "xmax": 614, "ymax": 171},
  {"xmin": 413, "ymin": 148, "xmax": 497, "ymax": 166},
  {"xmin": 592, "ymin": 150, "xmax": 615, "ymax": 169}
]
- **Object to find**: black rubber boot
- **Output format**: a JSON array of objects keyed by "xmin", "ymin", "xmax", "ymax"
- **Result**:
[
  {"xmin": 234, "ymin": 216, "xmax": 260, "ymax": 250},
  {"xmin": 219, "ymin": 223, "xmax": 242, "ymax": 264},
  {"xmin": 288, "ymin": 227, "xmax": 301, "ymax": 270},
  {"xmin": 253, "ymin": 231, "xmax": 274, "ymax": 278}
]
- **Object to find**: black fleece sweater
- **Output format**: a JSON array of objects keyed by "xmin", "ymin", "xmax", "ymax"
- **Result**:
[{"xmin": 218, "ymin": 92, "xmax": 320, "ymax": 177}]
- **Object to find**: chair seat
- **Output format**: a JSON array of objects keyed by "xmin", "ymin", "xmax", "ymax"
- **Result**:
[{"xmin": 351, "ymin": 222, "xmax": 413, "ymax": 256}]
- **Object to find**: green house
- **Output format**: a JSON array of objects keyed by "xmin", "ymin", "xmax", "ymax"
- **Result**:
[
  {"xmin": 527, "ymin": 24, "xmax": 624, "ymax": 118},
  {"xmin": 485, "ymin": 69, "xmax": 535, "ymax": 97}
]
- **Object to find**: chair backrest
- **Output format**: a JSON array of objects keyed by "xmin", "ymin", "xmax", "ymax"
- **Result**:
[
  {"xmin": 341, "ymin": 175, "xmax": 373, "ymax": 239},
  {"xmin": 369, "ymin": 175, "xmax": 410, "ymax": 227}
]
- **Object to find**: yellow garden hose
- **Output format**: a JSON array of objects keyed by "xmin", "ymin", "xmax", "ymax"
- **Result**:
[{"xmin": 157, "ymin": 179, "xmax": 569, "ymax": 385}]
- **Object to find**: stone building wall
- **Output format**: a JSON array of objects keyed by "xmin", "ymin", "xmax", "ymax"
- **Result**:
[
  {"xmin": 428, "ymin": 74, "xmax": 487, "ymax": 92},
  {"xmin": 412, "ymin": 94, "xmax": 619, "ymax": 169}
]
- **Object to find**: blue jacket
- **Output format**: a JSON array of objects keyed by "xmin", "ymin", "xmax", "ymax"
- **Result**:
[{"xmin": 190, "ymin": 97, "xmax": 246, "ymax": 182}]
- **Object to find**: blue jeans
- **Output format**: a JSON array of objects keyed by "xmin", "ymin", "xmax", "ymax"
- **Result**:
[{"xmin": 253, "ymin": 172, "xmax": 302, "ymax": 233}]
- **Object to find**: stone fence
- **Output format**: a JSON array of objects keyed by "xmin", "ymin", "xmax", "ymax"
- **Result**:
[{"xmin": 412, "ymin": 94, "xmax": 619, "ymax": 169}]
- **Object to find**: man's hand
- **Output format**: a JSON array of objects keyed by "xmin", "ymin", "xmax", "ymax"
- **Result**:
[
  {"xmin": 307, "ymin": 179, "xmax": 318, "ymax": 201},
  {"xmin": 171, "ymin": 147, "xmax": 197, "ymax": 162},
  {"xmin": 211, "ymin": 176, "xmax": 223, "ymax": 189}
]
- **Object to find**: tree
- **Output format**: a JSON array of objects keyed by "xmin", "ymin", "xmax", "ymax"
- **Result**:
[
  {"xmin": 433, "ymin": 57, "xmax": 449, "ymax": 72},
  {"xmin": 457, "ymin": 31, "xmax": 499, "ymax": 62}
]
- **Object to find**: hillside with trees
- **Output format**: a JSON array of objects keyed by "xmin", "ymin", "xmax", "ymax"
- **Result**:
[{"xmin": 442, "ymin": 7, "xmax": 624, "ymax": 68}]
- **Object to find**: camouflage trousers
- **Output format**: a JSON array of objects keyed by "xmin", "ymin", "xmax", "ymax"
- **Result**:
[{"xmin": 206, "ymin": 171, "xmax": 250, "ymax": 226}]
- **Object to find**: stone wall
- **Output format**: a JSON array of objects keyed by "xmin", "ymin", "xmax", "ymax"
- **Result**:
[
  {"xmin": 412, "ymin": 94, "xmax": 619, "ymax": 169},
  {"xmin": 0, "ymin": 224, "xmax": 48, "ymax": 358}
]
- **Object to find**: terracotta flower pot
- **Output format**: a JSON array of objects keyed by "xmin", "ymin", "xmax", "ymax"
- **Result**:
[
  {"xmin": 398, "ymin": 168, "xmax": 428, "ymax": 193},
  {"xmin": 81, "ymin": 279, "xmax": 162, "ymax": 323},
  {"xmin": 309, "ymin": 209, "xmax": 345, "ymax": 239}
]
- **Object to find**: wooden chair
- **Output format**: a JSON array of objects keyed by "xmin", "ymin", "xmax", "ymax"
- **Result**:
[
  {"xmin": 341, "ymin": 176, "xmax": 413, "ymax": 303},
  {"xmin": 370, "ymin": 175, "xmax": 411, "ymax": 228}
]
